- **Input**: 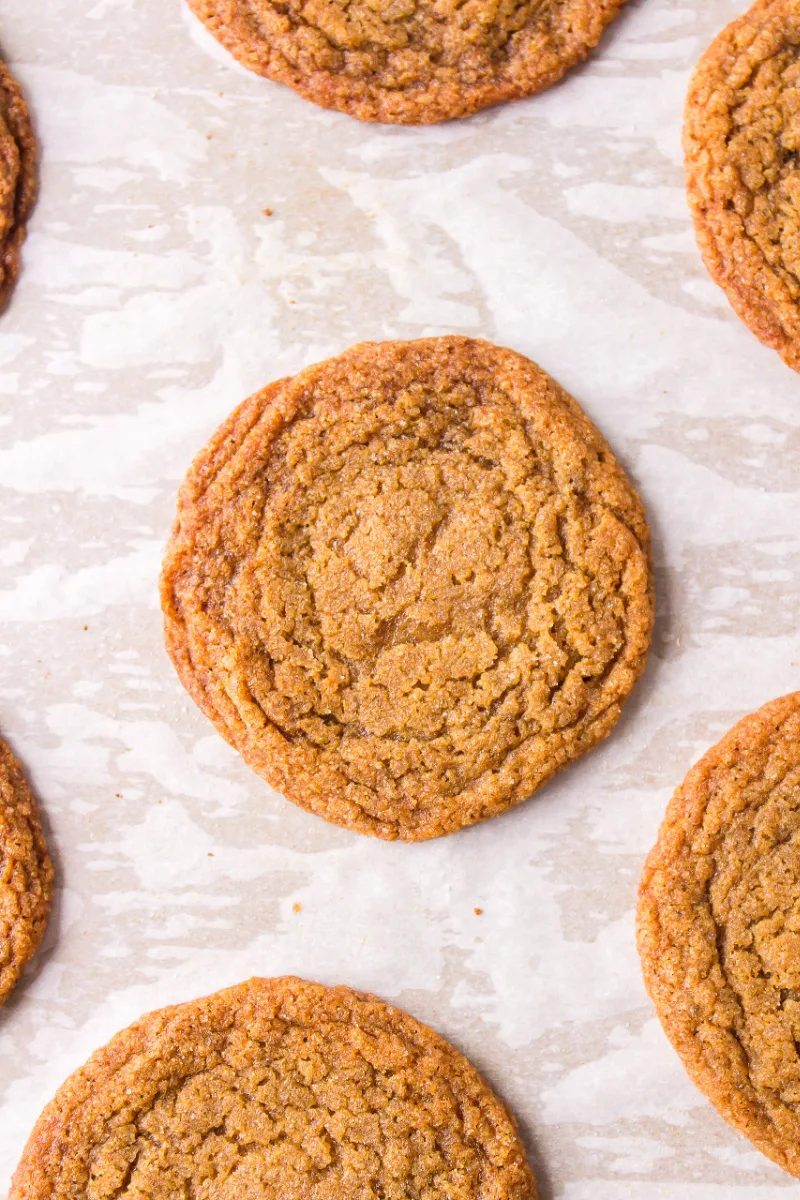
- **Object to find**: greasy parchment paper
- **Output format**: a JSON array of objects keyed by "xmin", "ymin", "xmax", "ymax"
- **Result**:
[{"xmin": 1, "ymin": 0, "xmax": 799, "ymax": 1195}]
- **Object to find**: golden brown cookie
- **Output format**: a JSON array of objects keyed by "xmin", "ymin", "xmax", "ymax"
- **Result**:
[
  {"xmin": 161, "ymin": 337, "xmax": 654, "ymax": 842},
  {"xmin": 10, "ymin": 976, "xmax": 538, "ymax": 1200},
  {"xmin": 0, "ymin": 55, "xmax": 35, "ymax": 313},
  {"xmin": 0, "ymin": 737, "xmax": 53, "ymax": 1009},
  {"xmin": 187, "ymin": 0, "xmax": 630, "ymax": 124},
  {"xmin": 684, "ymin": 1, "xmax": 800, "ymax": 372},
  {"xmin": 638, "ymin": 692, "xmax": 800, "ymax": 1178}
]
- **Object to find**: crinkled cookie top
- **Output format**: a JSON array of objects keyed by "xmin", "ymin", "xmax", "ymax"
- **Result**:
[
  {"xmin": 685, "ymin": 0, "xmax": 800, "ymax": 371},
  {"xmin": 161, "ymin": 337, "xmax": 653, "ymax": 841},
  {"xmin": 639, "ymin": 692, "xmax": 800, "ymax": 1178},
  {"xmin": 0, "ymin": 58, "xmax": 35, "ymax": 311},
  {"xmin": 11, "ymin": 977, "xmax": 537, "ymax": 1200},
  {"xmin": 0, "ymin": 736, "xmax": 52, "ymax": 1008},
  {"xmin": 187, "ymin": 0, "xmax": 629, "ymax": 122}
]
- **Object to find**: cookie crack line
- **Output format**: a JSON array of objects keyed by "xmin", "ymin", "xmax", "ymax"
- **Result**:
[
  {"xmin": 707, "ymin": 759, "xmax": 800, "ymax": 1071},
  {"xmin": 185, "ymin": 0, "xmax": 631, "ymax": 124},
  {"xmin": 161, "ymin": 337, "xmax": 654, "ymax": 841},
  {"xmin": 638, "ymin": 693, "xmax": 800, "ymax": 1178},
  {"xmin": 10, "ymin": 977, "xmax": 538, "ymax": 1200}
]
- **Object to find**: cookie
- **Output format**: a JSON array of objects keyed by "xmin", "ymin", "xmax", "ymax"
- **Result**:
[
  {"xmin": 684, "ymin": 1, "xmax": 800, "ymax": 372},
  {"xmin": 0, "ymin": 737, "xmax": 53, "ymax": 1009},
  {"xmin": 638, "ymin": 692, "xmax": 800, "ymax": 1177},
  {"xmin": 186, "ymin": 0, "xmax": 630, "ymax": 124},
  {"xmin": 161, "ymin": 337, "xmax": 654, "ymax": 842},
  {"xmin": 10, "ymin": 976, "xmax": 538, "ymax": 1200},
  {"xmin": 0, "ymin": 55, "xmax": 36, "ymax": 312}
]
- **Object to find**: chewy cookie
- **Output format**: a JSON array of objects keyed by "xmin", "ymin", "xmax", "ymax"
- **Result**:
[
  {"xmin": 10, "ymin": 976, "xmax": 537, "ymax": 1200},
  {"xmin": 638, "ymin": 693, "xmax": 800, "ymax": 1177},
  {"xmin": 161, "ymin": 337, "xmax": 654, "ymax": 842},
  {"xmin": 0, "ymin": 737, "xmax": 52, "ymax": 1008},
  {"xmin": 0, "ymin": 56, "xmax": 35, "ymax": 312},
  {"xmin": 685, "ymin": 1, "xmax": 800, "ymax": 372},
  {"xmin": 187, "ymin": 0, "xmax": 629, "ymax": 124}
]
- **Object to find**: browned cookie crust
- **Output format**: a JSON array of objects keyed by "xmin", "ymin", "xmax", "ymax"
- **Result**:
[
  {"xmin": 0, "ymin": 737, "xmax": 52, "ymax": 1009},
  {"xmin": 10, "ymin": 976, "xmax": 538, "ymax": 1200},
  {"xmin": 187, "ymin": 0, "xmax": 629, "ymax": 124},
  {"xmin": 161, "ymin": 337, "xmax": 654, "ymax": 842},
  {"xmin": 685, "ymin": 1, "xmax": 800, "ymax": 372},
  {"xmin": 0, "ymin": 56, "xmax": 35, "ymax": 312},
  {"xmin": 638, "ymin": 693, "xmax": 800, "ymax": 1178}
]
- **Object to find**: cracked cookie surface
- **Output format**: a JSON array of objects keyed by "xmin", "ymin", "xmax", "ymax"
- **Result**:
[
  {"xmin": 10, "ymin": 976, "xmax": 537, "ymax": 1200},
  {"xmin": 685, "ymin": 0, "xmax": 800, "ymax": 372},
  {"xmin": 161, "ymin": 337, "xmax": 653, "ymax": 842},
  {"xmin": 0, "ymin": 57, "xmax": 35, "ymax": 312},
  {"xmin": 187, "ymin": 0, "xmax": 629, "ymax": 123},
  {"xmin": 638, "ymin": 692, "xmax": 800, "ymax": 1178},
  {"xmin": 0, "ymin": 737, "xmax": 52, "ymax": 1008}
]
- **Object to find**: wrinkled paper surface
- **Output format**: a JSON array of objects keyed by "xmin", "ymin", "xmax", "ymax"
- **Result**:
[{"xmin": 1, "ymin": 0, "xmax": 799, "ymax": 1195}]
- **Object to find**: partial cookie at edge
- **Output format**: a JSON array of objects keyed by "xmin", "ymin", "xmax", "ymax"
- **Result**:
[
  {"xmin": 187, "ymin": 0, "xmax": 630, "ymax": 124},
  {"xmin": 0, "ymin": 56, "xmax": 36, "ymax": 311},
  {"xmin": 0, "ymin": 737, "xmax": 53, "ymax": 1008},
  {"xmin": 638, "ymin": 692, "xmax": 800, "ymax": 1178},
  {"xmin": 10, "ymin": 976, "xmax": 538, "ymax": 1200},
  {"xmin": 684, "ymin": 0, "xmax": 800, "ymax": 372}
]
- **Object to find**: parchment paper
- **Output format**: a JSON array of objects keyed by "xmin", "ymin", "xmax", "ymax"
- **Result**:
[{"xmin": 1, "ymin": 0, "xmax": 799, "ymax": 1194}]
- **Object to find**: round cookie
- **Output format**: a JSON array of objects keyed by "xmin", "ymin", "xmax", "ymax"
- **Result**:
[
  {"xmin": 0, "ymin": 737, "xmax": 53, "ymax": 1008},
  {"xmin": 10, "ymin": 976, "xmax": 538, "ymax": 1200},
  {"xmin": 0, "ymin": 56, "xmax": 36, "ymax": 312},
  {"xmin": 638, "ymin": 693, "xmax": 800, "ymax": 1178},
  {"xmin": 186, "ymin": 0, "xmax": 630, "ymax": 124},
  {"xmin": 161, "ymin": 337, "xmax": 654, "ymax": 842},
  {"xmin": 684, "ymin": 1, "xmax": 800, "ymax": 373}
]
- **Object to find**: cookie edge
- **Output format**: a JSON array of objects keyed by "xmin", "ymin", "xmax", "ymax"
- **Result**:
[
  {"xmin": 683, "ymin": 0, "xmax": 800, "ymax": 373},
  {"xmin": 9, "ymin": 975, "xmax": 538, "ymax": 1200},
  {"xmin": 160, "ymin": 336, "xmax": 655, "ymax": 842},
  {"xmin": 0, "ymin": 737, "xmax": 54, "ymax": 1009},
  {"xmin": 185, "ymin": 0, "xmax": 631, "ymax": 124},
  {"xmin": 0, "ymin": 56, "xmax": 36, "ymax": 314},
  {"xmin": 637, "ymin": 691, "xmax": 800, "ymax": 1178}
]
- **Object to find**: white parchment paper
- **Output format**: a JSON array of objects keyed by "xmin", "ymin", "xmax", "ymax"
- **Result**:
[{"xmin": 1, "ymin": 0, "xmax": 799, "ymax": 1194}]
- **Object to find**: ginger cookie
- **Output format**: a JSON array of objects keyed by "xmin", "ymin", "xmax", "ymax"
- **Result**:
[
  {"xmin": 161, "ymin": 337, "xmax": 654, "ymax": 842},
  {"xmin": 638, "ymin": 692, "xmax": 800, "ymax": 1178},
  {"xmin": 186, "ymin": 0, "xmax": 630, "ymax": 124},
  {"xmin": 685, "ymin": 1, "xmax": 800, "ymax": 372},
  {"xmin": 10, "ymin": 976, "xmax": 538, "ymax": 1200},
  {"xmin": 0, "ymin": 55, "xmax": 36, "ymax": 312},
  {"xmin": 0, "ymin": 737, "xmax": 53, "ymax": 1009}
]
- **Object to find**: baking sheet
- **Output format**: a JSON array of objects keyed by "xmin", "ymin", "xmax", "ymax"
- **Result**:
[{"xmin": 2, "ymin": 0, "xmax": 800, "ymax": 1194}]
